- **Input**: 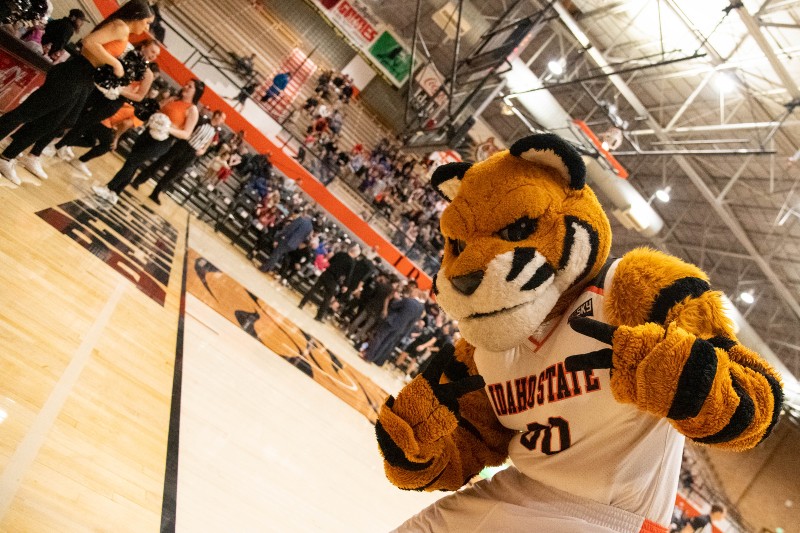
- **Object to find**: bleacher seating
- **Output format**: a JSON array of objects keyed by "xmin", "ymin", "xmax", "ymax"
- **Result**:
[{"xmin": 163, "ymin": 0, "xmax": 394, "ymax": 154}]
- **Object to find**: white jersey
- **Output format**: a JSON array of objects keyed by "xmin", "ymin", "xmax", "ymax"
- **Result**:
[{"xmin": 473, "ymin": 261, "xmax": 684, "ymax": 526}]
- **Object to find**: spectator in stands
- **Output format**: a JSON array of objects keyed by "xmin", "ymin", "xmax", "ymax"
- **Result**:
[
  {"xmin": 259, "ymin": 207, "xmax": 313, "ymax": 273},
  {"xmin": 41, "ymin": 8, "xmax": 86, "ymax": 58},
  {"xmin": 328, "ymin": 109, "xmax": 344, "ymax": 135},
  {"xmin": 364, "ymin": 283, "xmax": 426, "ymax": 366},
  {"xmin": 340, "ymin": 75, "xmax": 354, "ymax": 103},
  {"xmin": 678, "ymin": 504, "xmax": 725, "ymax": 533},
  {"xmin": 228, "ymin": 81, "xmax": 258, "ymax": 110},
  {"xmin": 315, "ymin": 69, "xmax": 333, "ymax": 95},
  {"xmin": 261, "ymin": 71, "xmax": 291, "ymax": 103},
  {"xmin": 20, "ymin": 20, "xmax": 47, "ymax": 55},
  {"xmin": 277, "ymin": 235, "xmax": 318, "ymax": 285},
  {"xmin": 302, "ymin": 95, "xmax": 319, "ymax": 115},
  {"xmin": 233, "ymin": 52, "xmax": 256, "ymax": 78},
  {"xmin": 298, "ymin": 244, "xmax": 360, "ymax": 322}
]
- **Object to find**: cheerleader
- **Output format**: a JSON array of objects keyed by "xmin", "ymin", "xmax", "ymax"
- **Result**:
[
  {"xmin": 93, "ymin": 78, "xmax": 204, "ymax": 204},
  {"xmin": 0, "ymin": 0, "xmax": 154, "ymax": 186},
  {"xmin": 52, "ymin": 51, "xmax": 161, "ymax": 178}
]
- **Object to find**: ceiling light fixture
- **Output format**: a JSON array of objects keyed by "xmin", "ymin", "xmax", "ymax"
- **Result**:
[
  {"xmin": 740, "ymin": 290, "xmax": 755, "ymax": 304},
  {"xmin": 655, "ymin": 186, "xmax": 671, "ymax": 203},
  {"xmin": 547, "ymin": 59, "xmax": 565, "ymax": 76},
  {"xmin": 715, "ymin": 73, "xmax": 736, "ymax": 93}
]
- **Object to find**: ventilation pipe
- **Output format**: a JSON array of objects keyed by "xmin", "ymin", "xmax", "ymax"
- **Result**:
[{"xmin": 503, "ymin": 57, "xmax": 664, "ymax": 237}]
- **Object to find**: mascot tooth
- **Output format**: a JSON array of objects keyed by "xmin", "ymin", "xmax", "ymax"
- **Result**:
[{"xmin": 376, "ymin": 133, "xmax": 784, "ymax": 533}]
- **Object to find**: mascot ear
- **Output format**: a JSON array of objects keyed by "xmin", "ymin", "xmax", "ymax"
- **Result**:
[
  {"xmin": 431, "ymin": 162, "xmax": 473, "ymax": 201},
  {"xmin": 509, "ymin": 133, "xmax": 586, "ymax": 190}
]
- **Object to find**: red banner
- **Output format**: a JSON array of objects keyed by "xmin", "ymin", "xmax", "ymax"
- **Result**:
[{"xmin": 0, "ymin": 49, "xmax": 46, "ymax": 113}]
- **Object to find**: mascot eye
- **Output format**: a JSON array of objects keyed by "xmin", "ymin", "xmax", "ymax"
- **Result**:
[
  {"xmin": 498, "ymin": 217, "xmax": 538, "ymax": 242},
  {"xmin": 448, "ymin": 238, "xmax": 467, "ymax": 256}
]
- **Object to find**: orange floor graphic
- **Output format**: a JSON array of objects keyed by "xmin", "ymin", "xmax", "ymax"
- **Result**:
[{"xmin": 185, "ymin": 248, "xmax": 388, "ymax": 423}]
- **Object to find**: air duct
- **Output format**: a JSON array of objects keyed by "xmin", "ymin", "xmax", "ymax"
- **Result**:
[{"xmin": 503, "ymin": 57, "xmax": 664, "ymax": 237}]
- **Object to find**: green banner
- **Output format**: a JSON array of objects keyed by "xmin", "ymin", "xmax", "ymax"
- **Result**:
[{"xmin": 368, "ymin": 31, "xmax": 412, "ymax": 84}]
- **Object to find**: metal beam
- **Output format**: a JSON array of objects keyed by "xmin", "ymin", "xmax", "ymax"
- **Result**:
[
  {"xmin": 731, "ymin": 2, "xmax": 800, "ymax": 99},
  {"xmin": 552, "ymin": 0, "xmax": 800, "ymax": 323},
  {"xmin": 631, "ymin": 120, "xmax": 800, "ymax": 135},
  {"xmin": 612, "ymin": 149, "xmax": 775, "ymax": 156},
  {"xmin": 664, "ymin": 70, "xmax": 716, "ymax": 130}
]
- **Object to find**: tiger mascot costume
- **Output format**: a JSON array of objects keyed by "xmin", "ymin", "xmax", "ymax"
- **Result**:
[{"xmin": 376, "ymin": 133, "xmax": 783, "ymax": 532}]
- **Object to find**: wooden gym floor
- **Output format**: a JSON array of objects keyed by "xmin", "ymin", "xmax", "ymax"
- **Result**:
[{"xmin": 0, "ymin": 152, "xmax": 441, "ymax": 532}]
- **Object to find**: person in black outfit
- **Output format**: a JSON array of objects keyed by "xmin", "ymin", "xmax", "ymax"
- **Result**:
[
  {"xmin": 347, "ymin": 273, "xmax": 395, "ymax": 342},
  {"xmin": 41, "ymin": 8, "xmax": 86, "ymax": 58},
  {"xmin": 298, "ymin": 244, "xmax": 360, "ymax": 322},
  {"xmin": 678, "ymin": 504, "xmax": 725, "ymax": 533},
  {"xmin": 365, "ymin": 283, "xmax": 426, "ymax": 366}
]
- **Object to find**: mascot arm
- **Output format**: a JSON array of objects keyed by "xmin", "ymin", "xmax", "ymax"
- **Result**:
[
  {"xmin": 375, "ymin": 340, "xmax": 515, "ymax": 491},
  {"xmin": 575, "ymin": 248, "xmax": 782, "ymax": 451}
]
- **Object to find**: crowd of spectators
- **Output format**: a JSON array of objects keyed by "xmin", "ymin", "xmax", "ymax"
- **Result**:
[{"xmin": 157, "ymin": 123, "xmax": 455, "ymax": 379}]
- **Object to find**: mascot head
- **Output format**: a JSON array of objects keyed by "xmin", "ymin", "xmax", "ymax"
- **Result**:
[{"xmin": 432, "ymin": 133, "xmax": 612, "ymax": 352}]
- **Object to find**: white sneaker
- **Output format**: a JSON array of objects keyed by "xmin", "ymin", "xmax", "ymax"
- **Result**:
[
  {"xmin": 92, "ymin": 184, "xmax": 116, "ymax": 204},
  {"xmin": 0, "ymin": 157, "xmax": 22, "ymax": 185},
  {"xmin": 41, "ymin": 142, "xmax": 57, "ymax": 158},
  {"xmin": 69, "ymin": 159, "xmax": 92, "ymax": 178},
  {"xmin": 18, "ymin": 154, "xmax": 48, "ymax": 180},
  {"xmin": 56, "ymin": 146, "xmax": 75, "ymax": 161}
]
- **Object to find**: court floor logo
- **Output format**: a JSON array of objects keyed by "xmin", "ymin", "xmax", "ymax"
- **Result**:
[
  {"xmin": 36, "ymin": 192, "xmax": 179, "ymax": 306},
  {"xmin": 187, "ymin": 249, "xmax": 387, "ymax": 423}
]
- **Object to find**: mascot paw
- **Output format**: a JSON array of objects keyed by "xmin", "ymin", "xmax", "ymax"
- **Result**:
[
  {"xmin": 392, "ymin": 344, "xmax": 484, "ymax": 443},
  {"xmin": 566, "ymin": 317, "xmax": 708, "ymax": 418}
]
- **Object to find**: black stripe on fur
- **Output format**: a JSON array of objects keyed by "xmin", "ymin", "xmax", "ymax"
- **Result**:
[
  {"xmin": 758, "ymin": 373, "xmax": 784, "ymax": 444},
  {"xmin": 667, "ymin": 339, "xmax": 718, "ymax": 420},
  {"xmin": 648, "ymin": 277, "xmax": 711, "ymax": 325},
  {"xmin": 694, "ymin": 373, "xmax": 754, "ymax": 444},
  {"xmin": 707, "ymin": 336, "xmax": 737, "ymax": 350},
  {"xmin": 507, "ymin": 247, "xmax": 537, "ymax": 282},
  {"xmin": 559, "ymin": 216, "xmax": 600, "ymax": 285},
  {"xmin": 375, "ymin": 419, "xmax": 434, "ymax": 472},
  {"xmin": 521, "ymin": 262, "xmax": 555, "ymax": 291}
]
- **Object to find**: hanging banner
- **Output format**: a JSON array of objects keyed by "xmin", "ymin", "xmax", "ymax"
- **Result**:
[
  {"xmin": 317, "ymin": 0, "xmax": 380, "ymax": 48},
  {"xmin": 367, "ymin": 30, "xmax": 412, "ymax": 85},
  {"xmin": 311, "ymin": 0, "xmax": 411, "ymax": 87}
]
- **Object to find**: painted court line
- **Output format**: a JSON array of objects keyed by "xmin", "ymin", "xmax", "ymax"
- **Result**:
[{"xmin": 0, "ymin": 280, "xmax": 127, "ymax": 521}]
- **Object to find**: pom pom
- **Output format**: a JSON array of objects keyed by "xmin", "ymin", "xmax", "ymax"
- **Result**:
[
  {"xmin": 147, "ymin": 112, "xmax": 172, "ymax": 141},
  {"xmin": 120, "ymin": 50, "xmax": 148, "ymax": 84},
  {"xmin": 93, "ymin": 50, "xmax": 149, "ymax": 89},
  {"xmin": 133, "ymin": 98, "xmax": 160, "ymax": 122}
]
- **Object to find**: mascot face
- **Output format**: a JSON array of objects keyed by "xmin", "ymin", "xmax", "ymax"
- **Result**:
[{"xmin": 432, "ymin": 134, "xmax": 612, "ymax": 352}]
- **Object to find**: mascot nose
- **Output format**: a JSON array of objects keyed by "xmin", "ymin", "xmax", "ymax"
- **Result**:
[{"xmin": 450, "ymin": 271, "xmax": 484, "ymax": 295}]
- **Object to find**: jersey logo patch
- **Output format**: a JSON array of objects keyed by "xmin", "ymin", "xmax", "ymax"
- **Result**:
[{"xmin": 569, "ymin": 299, "xmax": 593, "ymax": 320}]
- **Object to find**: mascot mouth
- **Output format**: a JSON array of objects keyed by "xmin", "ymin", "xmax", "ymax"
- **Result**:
[{"xmin": 467, "ymin": 299, "xmax": 533, "ymax": 319}]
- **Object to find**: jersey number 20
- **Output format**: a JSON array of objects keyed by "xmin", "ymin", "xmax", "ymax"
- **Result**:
[{"xmin": 520, "ymin": 417, "xmax": 571, "ymax": 455}]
